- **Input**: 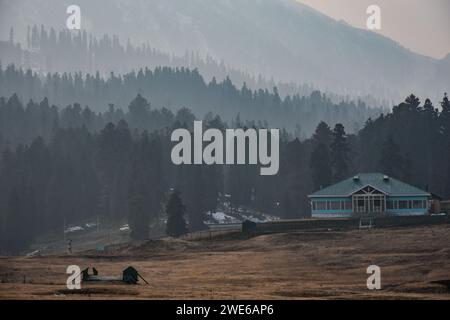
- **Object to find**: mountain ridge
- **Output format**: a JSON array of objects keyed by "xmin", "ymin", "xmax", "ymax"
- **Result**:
[{"xmin": 0, "ymin": 0, "xmax": 448, "ymax": 102}]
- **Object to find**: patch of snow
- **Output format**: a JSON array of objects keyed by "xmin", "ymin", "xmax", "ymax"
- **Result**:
[
  {"xmin": 26, "ymin": 249, "xmax": 41, "ymax": 257},
  {"xmin": 260, "ymin": 213, "xmax": 280, "ymax": 222},
  {"xmin": 64, "ymin": 226, "xmax": 84, "ymax": 234},
  {"xmin": 120, "ymin": 224, "xmax": 130, "ymax": 232},
  {"xmin": 241, "ymin": 215, "xmax": 264, "ymax": 223},
  {"xmin": 241, "ymin": 213, "xmax": 279, "ymax": 223},
  {"xmin": 207, "ymin": 211, "xmax": 240, "ymax": 224},
  {"xmin": 85, "ymin": 222, "xmax": 97, "ymax": 229}
]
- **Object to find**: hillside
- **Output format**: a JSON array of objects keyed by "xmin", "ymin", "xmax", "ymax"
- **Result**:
[{"xmin": 1, "ymin": 0, "xmax": 448, "ymax": 102}]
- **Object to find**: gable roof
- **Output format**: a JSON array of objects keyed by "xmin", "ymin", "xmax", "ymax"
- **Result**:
[{"xmin": 308, "ymin": 173, "xmax": 430, "ymax": 198}]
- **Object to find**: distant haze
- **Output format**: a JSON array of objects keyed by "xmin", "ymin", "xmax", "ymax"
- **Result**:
[
  {"xmin": 297, "ymin": 0, "xmax": 450, "ymax": 59},
  {"xmin": 0, "ymin": 0, "xmax": 449, "ymax": 103}
]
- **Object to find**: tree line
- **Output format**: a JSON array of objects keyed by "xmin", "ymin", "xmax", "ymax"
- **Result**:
[
  {"xmin": 0, "ymin": 91, "xmax": 449, "ymax": 254},
  {"xmin": 0, "ymin": 63, "xmax": 383, "ymax": 141},
  {"xmin": 0, "ymin": 25, "xmax": 388, "ymax": 108}
]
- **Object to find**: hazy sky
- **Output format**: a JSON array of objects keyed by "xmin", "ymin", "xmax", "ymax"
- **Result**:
[{"xmin": 297, "ymin": 0, "xmax": 450, "ymax": 59}]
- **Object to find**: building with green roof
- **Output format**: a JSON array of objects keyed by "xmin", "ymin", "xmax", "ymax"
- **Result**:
[{"xmin": 308, "ymin": 173, "xmax": 431, "ymax": 218}]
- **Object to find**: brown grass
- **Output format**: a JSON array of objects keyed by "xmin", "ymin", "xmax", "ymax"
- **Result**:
[{"xmin": 1, "ymin": 224, "xmax": 450, "ymax": 300}]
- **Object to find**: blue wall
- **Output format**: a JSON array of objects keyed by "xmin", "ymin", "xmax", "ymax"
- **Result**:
[
  {"xmin": 310, "ymin": 196, "xmax": 429, "ymax": 218},
  {"xmin": 385, "ymin": 196, "xmax": 429, "ymax": 216},
  {"xmin": 311, "ymin": 197, "xmax": 353, "ymax": 218}
]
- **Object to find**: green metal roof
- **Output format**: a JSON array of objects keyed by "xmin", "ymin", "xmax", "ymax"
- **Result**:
[{"xmin": 309, "ymin": 173, "xmax": 430, "ymax": 198}]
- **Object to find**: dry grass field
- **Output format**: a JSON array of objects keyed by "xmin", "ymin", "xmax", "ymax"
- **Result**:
[{"xmin": 1, "ymin": 224, "xmax": 450, "ymax": 300}]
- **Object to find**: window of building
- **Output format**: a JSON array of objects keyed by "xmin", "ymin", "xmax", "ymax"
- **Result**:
[
  {"xmin": 343, "ymin": 201, "xmax": 352, "ymax": 210},
  {"xmin": 357, "ymin": 198, "xmax": 365, "ymax": 212},
  {"xmin": 314, "ymin": 202, "xmax": 327, "ymax": 210},
  {"xmin": 413, "ymin": 200, "xmax": 424, "ymax": 209},
  {"xmin": 373, "ymin": 198, "xmax": 382, "ymax": 212},
  {"xmin": 399, "ymin": 200, "xmax": 409, "ymax": 209},
  {"xmin": 330, "ymin": 201, "xmax": 341, "ymax": 210}
]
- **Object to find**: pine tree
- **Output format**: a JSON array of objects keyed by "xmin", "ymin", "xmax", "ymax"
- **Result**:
[
  {"xmin": 185, "ymin": 165, "xmax": 208, "ymax": 232},
  {"xmin": 330, "ymin": 123, "xmax": 350, "ymax": 182},
  {"xmin": 128, "ymin": 94, "xmax": 151, "ymax": 131},
  {"xmin": 312, "ymin": 121, "xmax": 333, "ymax": 146},
  {"xmin": 128, "ymin": 160, "xmax": 149, "ymax": 240},
  {"xmin": 439, "ymin": 93, "xmax": 450, "ymax": 198},
  {"xmin": 166, "ymin": 190, "xmax": 188, "ymax": 237},
  {"xmin": 378, "ymin": 135, "xmax": 408, "ymax": 179},
  {"xmin": 203, "ymin": 116, "xmax": 225, "ymax": 215},
  {"xmin": 3, "ymin": 186, "xmax": 35, "ymax": 254},
  {"xmin": 281, "ymin": 138, "xmax": 307, "ymax": 218},
  {"xmin": 97, "ymin": 120, "xmax": 132, "ymax": 219},
  {"xmin": 405, "ymin": 94, "xmax": 421, "ymax": 109},
  {"xmin": 440, "ymin": 93, "xmax": 450, "ymax": 143},
  {"xmin": 445, "ymin": 141, "xmax": 450, "ymax": 198},
  {"xmin": 310, "ymin": 143, "xmax": 332, "ymax": 190},
  {"xmin": 441, "ymin": 93, "xmax": 450, "ymax": 113},
  {"xmin": 422, "ymin": 98, "xmax": 438, "ymax": 187},
  {"xmin": 310, "ymin": 122, "xmax": 332, "ymax": 190},
  {"xmin": 281, "ymin": 192, "xmax": 292, "ymax": 219}
]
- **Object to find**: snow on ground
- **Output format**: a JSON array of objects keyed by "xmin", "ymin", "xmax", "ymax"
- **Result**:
[
  {"xmin": 206, "ymin": 210, "xmax": 279, "ymax": 224},
  {"xmin": 241, "ymin": 215, "xmax": 264, "ymax": 223},
  {"xmin": 26, "ymin": 249, "xmax": 42, "ymax": 257},
  {"xmin": 85, "ymin": 222, "xmax": 97, "ymax": 229},
  {"xmin": 260, "ymin": 213, "xmax": 280, "ymax": 222},
  {"xmin": 240, "ymin": 210, "xmax": 280, "ymax": 223},
  {"xmin": 64, "ymin": 226, "xmax": 84, "ymax": 234},
  {"xmin": 119, "ymin": 224, "xmax": 130, "ymax": 232},
  {"xmin": 206, "ymin": 212, "xmax": 240, "ymax": 224}
]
